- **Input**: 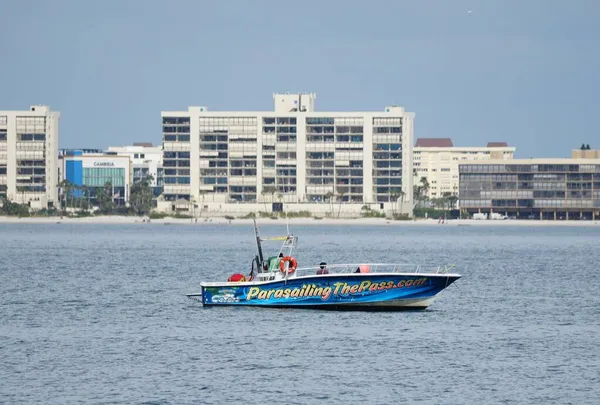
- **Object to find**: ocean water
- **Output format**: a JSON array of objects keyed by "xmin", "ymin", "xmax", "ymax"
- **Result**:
[{"xmin": 1, "ymin": 223, "xmax": 599, "ymax": 404}]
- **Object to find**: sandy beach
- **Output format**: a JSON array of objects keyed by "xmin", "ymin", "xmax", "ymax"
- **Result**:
[{"xmin": 0, "ymin": 215, "xmax": 599, "ymax": 226}]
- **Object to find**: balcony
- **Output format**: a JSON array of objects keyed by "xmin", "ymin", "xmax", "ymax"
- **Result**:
[{"xmin": 229, "ymin": 176, "xmax": 258, "ymax": 186}]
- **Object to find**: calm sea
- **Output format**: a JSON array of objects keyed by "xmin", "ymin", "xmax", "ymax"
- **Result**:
[{"xmin": 1, "ymin": 223, "xmax": 599, "ymax": 404}]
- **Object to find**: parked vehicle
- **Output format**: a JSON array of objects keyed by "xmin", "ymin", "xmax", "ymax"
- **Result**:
[{"xmin": 473, "ymin": 213, "xmax": 488, "ymax": 220}]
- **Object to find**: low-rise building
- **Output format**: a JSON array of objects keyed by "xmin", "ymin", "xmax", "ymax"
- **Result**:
[
  {"xmin": 107, "ymin": 143, "xmax": 163, "ymax": 196},
  {"xmin": 414, "ymin": 138, "xmax": 515, "ymax": 198},
  {"xmin": 572, "ymin": 148, "xmax": 600, "ymax": 159},
  {"xmin": 459, "ymin": 159, "xmax": 600, "ymax": 220},
  {"xmin": 60, "ymin": 151, "xmax": 131, "ymax": 207}
]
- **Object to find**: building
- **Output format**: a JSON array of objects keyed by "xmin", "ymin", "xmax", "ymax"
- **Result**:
[
  {"xmin": 159, "ymin": 92, "xmax": 414, "ymax": 215},
  {"xmin": 107, "ymin": 143, "xmax": 163, "ymax": 196},
  {"xmin": 572, "ymin": 148, "xmax": 600, "ymax": 159},
  {"xmin": 0, "ymin": 105, "xmax": 60, "ymax": 209},
  {"xmin": 60, "ymin": 151, "xmax": 131, "ymax": 207},
  {"xmin": 459, "ymin": 159, "xmax": 600, "ymax": 220},
  {"xmin": 414, "ymin": 138, "xmax": 515, "ymax": 198}
]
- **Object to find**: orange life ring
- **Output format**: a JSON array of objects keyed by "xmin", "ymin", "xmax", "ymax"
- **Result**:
[{"xmin": 280, "ymin": 256, "xmax": 298, "ymax": 274}]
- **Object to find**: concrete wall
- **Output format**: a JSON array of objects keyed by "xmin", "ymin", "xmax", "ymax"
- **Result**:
[{"xmin": 156, "ymin": 200, "xmax": 411, "ymax": 218}]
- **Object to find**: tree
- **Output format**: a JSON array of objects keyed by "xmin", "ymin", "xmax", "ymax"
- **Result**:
[
  {"xmin": 586, "ymin": 144, "xmax": 591, "ymax": 150},
  {"xmin": 0, "ymin": 198, "xmax": 30, "ymax": 217},
  {"xmin": 129, "ymin": 175, "xmax": 154, "ymax": 216},
  {"xmin": 198, "ymin": 190, "xmax": 207, "ymax": 217},
  {"xmin": 336, "ymin": 191, "xmax": 346, "ymax": 218},
  {"xmin": 58, "ymin": 180, "xmax": 74, "ymax": 209},
  {"xmin": 82, "ymin": 185, "xmax": 91, "ymax": 209},
  {"xmin": 96, "ymin": 182, "xmax": 115, "ymax": 214},
  {"xmin": 262, "ymin": 185, "xmax": 277, "ymax": 212},
  {"xmin": 447, "ymin": 194, "xmax": 459, "ymax": 210},
  {"xmin": 389, "ymin": 188, "xmax": 404, "ymax": 215},
  {"xmin": 413, "ymin": 177, "xmax": 430, "ymax": 207},
  {"xmin": 581, "ymin": 143, "xmax": 586, "ymax": 150},
  {"xmin": 324, "ymin": 191, "xmax": 335, "ymax": 217}
]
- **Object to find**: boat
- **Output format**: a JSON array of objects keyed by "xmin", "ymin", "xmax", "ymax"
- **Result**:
[{"xmin": 186, "ymin": 219, "xmax": 461, "ymax": 310}]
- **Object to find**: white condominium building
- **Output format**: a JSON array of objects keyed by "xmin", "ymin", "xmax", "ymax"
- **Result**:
[
  {"xmin": 0, "ymin": 105, "xmax": 60, "ymax": 209},
  {"xmin": 413, "ymin": 138, "xmax": 515, "ymax": 198},
  {"xmin": 160, "ymin": 92, "xmax": 414, "ymax": 209},
  {"xmin": 107, "ymin": 142, "xmax": 163, "ymax": 187}
]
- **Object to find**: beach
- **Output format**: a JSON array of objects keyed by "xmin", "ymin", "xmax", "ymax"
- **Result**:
[{"xmin": 0, "ymin": 215, "xmax": 598, "ymax": 226}]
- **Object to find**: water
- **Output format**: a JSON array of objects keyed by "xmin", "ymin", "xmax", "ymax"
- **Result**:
[{"xmin": 1, "ymin": 223, "xmax": 599, "ymax": 404}]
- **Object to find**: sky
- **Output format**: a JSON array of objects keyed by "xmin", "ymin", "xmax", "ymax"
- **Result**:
[{"xmin": 1, "ymin": 0, "xmax": 599, "ymax": 157}]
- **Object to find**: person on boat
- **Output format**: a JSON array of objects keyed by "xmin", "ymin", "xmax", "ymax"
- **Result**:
[
  {"xmin": 354, "ymin": 264, "xmax": 370, "ymax": 273},
  {"xmin": 267, "ymin": 253, "xmax": 284, "ymax": 272},
  {"xmin": 317, "ymin": 262, "xmax": 329, "ymax": 275}
]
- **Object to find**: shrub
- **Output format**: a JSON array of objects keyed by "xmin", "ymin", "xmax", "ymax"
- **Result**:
[
  {"xmin": 149, "ymin": 212, "xmax": 168, "ymax": 219},
  {"xmin": 239, "ymin": 212, "xmax": 256, "ymax": 219},
  {"xmin": 0, "ymin": 200, "xmax": 30, "ymax": 217},
  {"xmin": 361, "ymin": 209, "xmax": 385, "ymax": 218},
  {"xmin": 173, "ymin": 212, "xmax": 192, "ymax": 219},
  {"xmin": 280, "ymin": 210, "xmax": 312, "ymax": 218},
  {"xmin": 392, "ymin": 213, "xmax": 411, "ymax": 221}
]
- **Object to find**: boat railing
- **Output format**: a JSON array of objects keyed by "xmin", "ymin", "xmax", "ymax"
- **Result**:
[{"xmin": 290, "ymin": 263, "xmax": 456, "ymax": 278}]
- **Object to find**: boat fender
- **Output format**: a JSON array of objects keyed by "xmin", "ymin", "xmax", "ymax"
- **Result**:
[{"xmin": 280, "ymin": 256, "xmax": 298, "ymax": 274}]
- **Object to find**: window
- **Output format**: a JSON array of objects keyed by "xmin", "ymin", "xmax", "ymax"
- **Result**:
[
  {"xmin": 306, "ymin": 117, "xmax": 334, "ymax": 125},
  {"xmin": 163, "ymin": 117, "xmax": 190, "ymax": 125}
]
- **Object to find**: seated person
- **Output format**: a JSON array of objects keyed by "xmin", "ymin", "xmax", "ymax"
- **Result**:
[
  {"xmin": 354, "ymin": 264, "xmax": 370, "ymax": 273},
  {"xmin": 316, "ymin": 262, "xmax": 329, "ymax": 275},
  {"xmin": 268, "ymin": 253, "xmax": 284, "ymax": 272}
]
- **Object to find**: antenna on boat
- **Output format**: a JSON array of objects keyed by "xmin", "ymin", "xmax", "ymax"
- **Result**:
[{"xmin": 253, "ymin": 218, "xmax": 264, "ymax": 266}]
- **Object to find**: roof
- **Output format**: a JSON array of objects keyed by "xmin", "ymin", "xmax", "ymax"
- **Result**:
[
  {"xmin": 486, "ymin": 142, "xmax": 508, "ymax": 147},
  {"xmin": 133, "ymin": 142, "xmax": 153, "ymax": 147},
  {"xmin": 415, "ymin": 138, "xmax": 454, "ymax": 147},
  {"xmin": 459, "ymin": 158, "xmax": 600, "ymax": 164}
]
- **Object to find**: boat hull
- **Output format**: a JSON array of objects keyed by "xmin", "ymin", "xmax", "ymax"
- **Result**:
[{"xmin": 192, "ymin": 273, "xmax": 460, "ymax": 311}]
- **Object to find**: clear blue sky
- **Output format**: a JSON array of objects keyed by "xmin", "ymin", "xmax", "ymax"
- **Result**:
[{"xmin": 1, "ymin": 0, "xmax": 599, "ymax": 157}]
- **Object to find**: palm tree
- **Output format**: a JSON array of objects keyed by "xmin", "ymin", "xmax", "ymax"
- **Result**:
[
  {"xmin": 413, "ymin": 176, "xmax": 430, "ymax": 208},
  {"xmin": 262, "ymin": 185, "xmax": 276, "ymax": 212},
  {"xmin": 336, "ymin": 191, "xmax": 346, "ymax": 218},
  {"xmin": 58, "ymin": 180, "xmax": 69, "ymax": 209},
  {"xmin": 189, "ymin": 196, "xmax": 197, "ymax": 217},
  {"xmin": 324, "ymin": 191, "xmax": 334, "ymax": 217},
  {"xmin": 448, "ymin": 194, "xmax": 459, "ymax": 210},
  {"xmin": 389, "ymin": 188, "xmax": 404, "ymax": 215},
  {"xmin": 198, "ymin": 190, "xmax": 207, "ymax": 217}
]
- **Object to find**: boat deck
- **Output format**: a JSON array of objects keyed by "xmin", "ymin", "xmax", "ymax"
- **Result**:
[{"xmin": 199, "ymin": 263, "xmax": 460, "ymax": 286}]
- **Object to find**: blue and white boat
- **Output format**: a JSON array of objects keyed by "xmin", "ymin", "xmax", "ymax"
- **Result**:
[{"xmin": 186, "ymin": 220, "xmax": 461, "ymax": 310}]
